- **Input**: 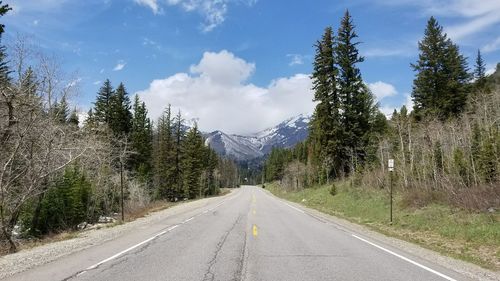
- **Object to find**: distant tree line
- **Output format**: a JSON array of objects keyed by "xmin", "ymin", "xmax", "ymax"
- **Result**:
[
  {"xmin": 0, "ymin": 3, "xmax": 239, "ymax": 253},
  {"xmin": 265, "ymin": 12, "xmax": 499, "ymax": 211}
]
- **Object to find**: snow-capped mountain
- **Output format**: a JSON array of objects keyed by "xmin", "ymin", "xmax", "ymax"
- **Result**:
[{"xmin": 205, "ymin": 114, "xmax": 310, "ymax": 161}]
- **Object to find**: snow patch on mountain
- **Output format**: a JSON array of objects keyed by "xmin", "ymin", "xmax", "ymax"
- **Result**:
[{"xmin": 205, "ymin": 113, "xmax": 310, "ymax": 161}]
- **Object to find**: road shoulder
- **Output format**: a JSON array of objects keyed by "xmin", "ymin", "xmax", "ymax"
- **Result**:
[
  {"xmin": 0, "ymin": 190, "xmax": 236, "ymax": 280},
  {"xmin": 262, "ymin": 188, "xmax": 500, "ymax": 281}
]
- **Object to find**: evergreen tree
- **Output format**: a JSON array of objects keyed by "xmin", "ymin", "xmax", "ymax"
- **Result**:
[
  {"xmin": 108, "ymin": 82, "xmax": 132, "ymax": 136},
  {"xmin": 51, "ymin": 96, "xmax": 69, "ymax": 123},
  {"xmin": 173, "ymin": 111, "xmax": 185, "ymax": 197},
  {"xmin": 20, "ymin": 67, "xmax": 37, "ymax": 97},
  {"xmin": 84, "ymin": 109, "xmax": 97, "ymax": 129},
  {"xmin": 309, "ymin": 26, "xmax": 342, "ymax": 179},
  {"xmin": 474, "ymin": 49, "xmax": 486, "ymax": 89},
  {"xmin": 68, "ymin": 109, "xmax": 79, "ymax": 127},
  {"xmin": 153, "ymin": 106, "xmax": 176, "ymax": 199},
  {"xmin": 203, "ymin": 147, "xmax": 219, "ymax": 196},
  {"xmin": 0, "ymin": 2, "xmax": 11, "ymax": 36},
  {"xmin": 336, "ymin": 10, "xmax": 376, "ymax": 172},
  {"xmin": 182, "ymin": 125, "xmax": 204, "ymax": 199},
  {"xmin": 130, "ymin": 95, "xmax": 153, "ymax": 180},
  {"xmin": 93, "ymin": 79, "xmax": 114, "ymax": 124},
  {"xmin": 34, "ymin": 166, "xmax": 91, "ymax": 234},
  {"xmin": 412, "ymin": 17, "xmax": 469, "ymax": 120}
]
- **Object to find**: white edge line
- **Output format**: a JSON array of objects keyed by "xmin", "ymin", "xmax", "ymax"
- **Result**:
[
  {"xmin": 284, "ymin": 202, "xmax": 305, "ymax": 214},
  {"xmin": 84, "ymin": 195, "xmax": 235, "ymax": 272},
  {"xmin": 351, "ymin": 234, "xmax": 457, "ymax": 281},
  {"xmin": 85, "ymin": 225, "xmax": 178, "ymax": 270}
]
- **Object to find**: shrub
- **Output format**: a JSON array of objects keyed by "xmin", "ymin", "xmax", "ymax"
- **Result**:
[{"xmin": 329, "ymin": 184, "xmax": 337, "ymax": 196}]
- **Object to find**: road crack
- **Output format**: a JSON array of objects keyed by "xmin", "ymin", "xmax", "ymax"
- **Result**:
[{"xmin": 202, "ymin": 215, "xmax": 242, "ymax": 281}]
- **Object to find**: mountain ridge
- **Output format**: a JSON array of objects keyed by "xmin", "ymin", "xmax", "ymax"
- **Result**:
[{"xmin": 204, "ymin": 114, "xmax": 310, "ymax": 161}]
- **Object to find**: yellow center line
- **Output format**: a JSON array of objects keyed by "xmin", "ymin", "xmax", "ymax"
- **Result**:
[
  {"xmin": 252, "ymin": 224, "xmax": 258, "ymax": 237},
  {"xmin": 252, "ymin": 209, "xmax": 256, "ymax": 215}
]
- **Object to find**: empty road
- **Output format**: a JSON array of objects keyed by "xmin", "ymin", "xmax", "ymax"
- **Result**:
[{"xmin": 5, "ymin": 186, "xmax": 476, "ymax": 281}]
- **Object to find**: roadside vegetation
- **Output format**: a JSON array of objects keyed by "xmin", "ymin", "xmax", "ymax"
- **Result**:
[
  {"xmin": 264, "ymin": 11, "xmax": 499, "ymax": 270},
  {"xmin": 0, "ymin": 2, "xmax": 240, "ymax": 254}
]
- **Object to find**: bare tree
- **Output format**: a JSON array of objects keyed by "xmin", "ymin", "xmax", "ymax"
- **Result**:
[{"xmin": 0, "ymin": 39, "xmax": 88, "ymax": 252}]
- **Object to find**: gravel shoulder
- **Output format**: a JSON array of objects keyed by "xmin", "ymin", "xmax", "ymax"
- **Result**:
[
  {"xmin": 264, "ymin": 189, "xmax": 500, "ymax": 281},
  {"xmin": 0, "ymin": 191, "xmax": 234, "ymax": 280}
]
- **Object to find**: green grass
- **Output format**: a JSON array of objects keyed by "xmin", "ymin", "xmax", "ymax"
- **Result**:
[{"xmin": 266, "ymin": 181, "xmax": 500, "ymax": 270}]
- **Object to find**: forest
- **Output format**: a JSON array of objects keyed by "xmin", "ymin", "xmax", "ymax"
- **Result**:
[
  {"xmin": 264, "ymin": 12, "xmax": 499, "ymax": 213},
  {"xmin": 0, "ymin": 3, "xmax": 239, "ymax": 253}
]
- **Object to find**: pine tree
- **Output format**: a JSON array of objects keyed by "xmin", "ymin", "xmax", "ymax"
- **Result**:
[
  {"xmin": 130, "ymin": 95, "xmax": 153, "ymax": 180},
  {"xmin": 84, "ymin": 109, "xmax": 97, "ymax": 129},
  {"xmin": 93, "ymin": 79, "xmax": 114, "ymax": 124},
  {"xmin": 182, "ymin": 125, "xmax": 204, "ymax": 199},
  {"xmin": 309, "ymin": 26, "xmax": 342, "ymax": 179},
  {"xmin": 474, "ymin": 49, "xmax": 486, "ymax": 89},
  {"xmin": 173, "ymin": 110, "xmax": 185, "ymax": 198},
  {"xmin": 0, "ymin": 2, "xmax": 11, "ymax": 36},
  {"xmin": 412, "ymin": 17, "xmax": 469, "ymax": 120},
  {"xmin": 20, "ymin": 67, "xmax": 37, "ymax": 96},
  {"xmin": 35, "ymin": 166, "xmax": 91, "ymax": 234},
  {"xmin": 68, "ymin": 109, "xmax": 79, "ymax": 127},
  {"xmin": 336, "ymin": 10, "xmax": 377, "ymax": 172},
  {"xmin": 52, "ymin": 96, "xmax": 69, "ymax": 123},
  {"xmin": 153, "ymin": 105, "xmax": 176, "ymax": 199},
  {"xmin": 108, "ymin": 82, "xmax": 132, "ymax": 136},
  {"xmin": 203, "ymin": 146, "xmax": 219, "ymax": 196}
]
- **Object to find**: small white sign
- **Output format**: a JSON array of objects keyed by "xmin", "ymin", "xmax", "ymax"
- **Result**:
[{"xmin": 388, "ymin": 159, "xmax": 394, "ymax": 172}]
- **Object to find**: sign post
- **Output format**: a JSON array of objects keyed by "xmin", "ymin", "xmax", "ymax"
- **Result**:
[{"xmin": 388, "ymin": 159, "xmax": 394, "ymax": 224}]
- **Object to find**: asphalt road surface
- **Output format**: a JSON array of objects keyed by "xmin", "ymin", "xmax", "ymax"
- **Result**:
[{"xmin": 6, "ymin": 186, "xmax": 474, "ymax": 281}]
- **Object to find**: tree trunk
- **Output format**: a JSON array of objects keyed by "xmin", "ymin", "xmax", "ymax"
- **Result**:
[{"xmin": 30, "ymin": 192, "xmax": 45, "ymax": 236}]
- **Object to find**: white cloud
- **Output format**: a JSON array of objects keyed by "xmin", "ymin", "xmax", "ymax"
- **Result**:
[
  {"xmin": 287, "ymin": 54, "xmax": 305, "ymax": 66},
  {"xmin": 66, "ymin": 77, "xmax": 82, "ymax": 88},
  {"xmin": 100, "ymin": 68, "xmax": 105, "ymax": 74},
  {"xmin": 33, "ymin": 19, "xmax": 39, "ymax": 25},
  {"xmin": 375, "ymin": 0, "xmax": 500, "ymax": 41},
  {"xmin": 446, "ymin": 11, "xmax": 500, "ymax": 41},
  {"xmin": 366, "ymin": 80, "xmax": 412, "ymax": 118},
  {"xmin": 135, "ymin": 0, "xmax": 257, "ymax": 32},
  {"xmin": 134, "ymin": 0, "xmax": 161, "ymax": 14},
  {"xmin": 93, "ymin": 80, "xmax": 102, "ymax": 85},
  {"xmin": 113, "ymin": 61, "xmax": 126, "ymax": 71},
  {"xmin": 485, "ymin": 63, "xmax": 497, "ymax": 76},
  {"xmin": 167, "ymin": 0, "xmax": 228, "ymax": 32},
  {"xmin": 363, "ymin": 47, "xmax": 414, "ymax": 58},
  {"xmin": 368, "ymin": 81, "xmax": 397, "ymax": 101},
  {"xmin": 136, "ymin": 50, "xmax": 313, "ymax": 134},
  {"xmin": 189, "ymin": 50, "xmax": 255, "ymax": 85},
  {"xmin": 379, "ymin": 94, "xmax": 413, "ymax": 118},
  {"xmin": 482, "ymin": 36, "xmax": 500, "ymax": 53}
]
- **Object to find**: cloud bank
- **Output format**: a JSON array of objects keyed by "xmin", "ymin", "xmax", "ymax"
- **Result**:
[{"xmin": 136, "ymin": 50, "xmax": 314, "ymax": 135}]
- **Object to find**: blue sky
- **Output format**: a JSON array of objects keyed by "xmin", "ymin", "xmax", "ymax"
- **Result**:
[{"xmin": 3, "ymin": 0, "xmax": 500, "ymax": 134}]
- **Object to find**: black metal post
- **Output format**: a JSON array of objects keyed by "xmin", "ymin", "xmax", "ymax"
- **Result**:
[
  {"xmin": 120, "ymin": 160, "xmax": 124, "ymax": 222},
  {"xmin": 390, "ymin": 170, "xmax": 393, "ymax": 224}
]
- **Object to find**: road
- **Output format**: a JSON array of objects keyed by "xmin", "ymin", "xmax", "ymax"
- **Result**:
[{"xmin": 5, "ymin": 185, "xmax": 474, "ymax": 281}]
